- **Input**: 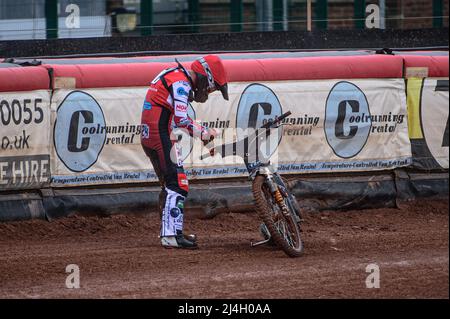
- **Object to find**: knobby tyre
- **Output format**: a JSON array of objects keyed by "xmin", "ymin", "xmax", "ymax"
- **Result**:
[{"xmin": 252, "ymin": 175, "xmax": 303, "ymax": 257}]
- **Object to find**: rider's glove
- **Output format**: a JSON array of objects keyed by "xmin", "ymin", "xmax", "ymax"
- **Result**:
[{"xmin": 201, "ymin": 128, "xmax": 221, "ymax": 144}]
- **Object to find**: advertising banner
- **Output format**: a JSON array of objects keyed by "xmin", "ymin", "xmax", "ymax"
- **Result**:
[
  {"xmin": 407, "ymin": 78, "xmax": 449, "ymax": 170},
  {"xmin": 0, "ymin": 90, "xmax": 51, "ymax": 190},
  {"xmin": 184, "ymin": 78, "xmax": 411, "ymax": 177},
  {"xmin": 50, "ymin": 88, "xmax": 152, "ymax": 186},
  {"xmin": 49, "ymin": 78, "xmax": 411, "ymax": 187}
]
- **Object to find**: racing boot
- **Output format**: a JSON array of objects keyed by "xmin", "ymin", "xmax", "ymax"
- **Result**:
[
  {"xmin": 161, "ymin": 231, "xmax": 198, "ymax": 249},
  {"xmin": 184, "ymin": 233, "xmax": 197, "ymax": 243},
  {"xmin": 160, "ymin": 188, "xmax": 198, "ymax": 249}
]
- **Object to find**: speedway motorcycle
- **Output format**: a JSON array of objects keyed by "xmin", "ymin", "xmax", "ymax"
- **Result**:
[{"xmin": 201, "ymin": 111, "xmax": 304, "ymax": 257}]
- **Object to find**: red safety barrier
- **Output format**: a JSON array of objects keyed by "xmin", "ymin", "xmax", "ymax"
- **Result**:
[
  {"xmin": 43, "ymin": 62, "xmax": 177, "ymax": 89},
  {"xmin": 224, "ymin": 55, "xmax": 404, "ymax": 82},
  {"xmin": 43, "ymin": 55, "xmax": 405, "ymax": 88},
  {"xmin": 400, "ymin": 55, "xmax": 449, "ymax": 77},
  {"xmin": 0, "ymin": 67, "xmax": 50, "ymax": 92},
  {"xmin": 2, "ymin": 53, "xmax": 447, "ymax": 91}
]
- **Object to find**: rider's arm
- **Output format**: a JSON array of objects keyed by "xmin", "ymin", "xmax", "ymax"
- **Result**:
[{"xmin": 171, "ymin": 80, "xmax": 209, "ymax": 139}]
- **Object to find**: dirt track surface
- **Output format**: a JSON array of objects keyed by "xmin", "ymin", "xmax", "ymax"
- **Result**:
[{"xmin": 0, "ymin": 198, "xmax": 448, "ymax": 299}]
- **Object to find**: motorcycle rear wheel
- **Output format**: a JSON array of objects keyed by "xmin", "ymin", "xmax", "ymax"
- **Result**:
[{"xmin": 252, "ymin": 175, "xmax": 303, "ymax": 257}]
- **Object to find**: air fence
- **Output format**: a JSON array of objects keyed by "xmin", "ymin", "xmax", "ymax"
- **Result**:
[{"xmin": 0, "ymin": 51, "xmax": 448, "ymax": 220}]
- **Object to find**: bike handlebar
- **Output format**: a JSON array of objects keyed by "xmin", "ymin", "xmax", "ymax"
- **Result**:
[
  {"xmin": 261, "ymin": 111, "xmax": 292, "ymax": 129},
  {"xmin": 200, "ymin": 110, "xmax": 292, "ymax": 160}
]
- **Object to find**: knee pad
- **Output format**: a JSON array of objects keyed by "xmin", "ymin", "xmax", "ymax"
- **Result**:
[
  {"xmin": 177, "ymin": 171, "xmax": 189, "ymax": 194},
  {"xmin": 166, "ymin": 170, "xmax": 189, "ymax": 197}
]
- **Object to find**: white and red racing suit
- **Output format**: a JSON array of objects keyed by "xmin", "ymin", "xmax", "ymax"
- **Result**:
[{"xmin": 141, "ymin": 66, "xmax": 209, "ymax": 238}]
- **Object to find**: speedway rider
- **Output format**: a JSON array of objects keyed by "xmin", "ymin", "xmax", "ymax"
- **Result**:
[{"xmin": 141, "ymin": 55, "xmax": 229, "ymax": 249}]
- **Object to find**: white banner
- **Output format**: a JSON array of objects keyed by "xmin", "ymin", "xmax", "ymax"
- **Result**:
[
  {"xmin": 421, "ymin": 78, "xmax": 449, "ymax": 169},
  {"xmin": 49, "ymin": 79, "xmax": 412, "ymax": 187},
  {"xmin": 0, "ymin": 90, "xmax": 51, "ymax": 189},
  {"xmin": 185, "ymin": 79, "xmax": 411, "ymax": 176},
  {"xmin": 50, "ymin": 88, "xmax": 150, "ymax": 186}
]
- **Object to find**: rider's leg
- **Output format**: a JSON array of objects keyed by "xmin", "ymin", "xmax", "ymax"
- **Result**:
[
  {"xmin": 160, "ymin": 167, "xmax": 197, "ymax": 248},
  {"xmin": 156, "ymin": 133, "xmax": 196, "ymax": 248},
  {"xmin": 160, "ymin": 184, "xmax": 186, "ymax": 237},
  {"xmin": 142, "ymin": 136, "xmax": 196, "ymax": 248}
]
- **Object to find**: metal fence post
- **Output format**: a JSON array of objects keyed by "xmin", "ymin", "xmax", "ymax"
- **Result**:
[
  {"xmin": 189, "ymin": 0, "xmax": 199, "ymax": 33},
  {"xmin": 45, "ymin": 0, "xmax": 58, "ymax": 39},
  {"xmin": 354, "ymin": 0, "xmax": 366, "ymax": 29},
  {"xmin": 141, "ymin": 0, "xmax": 153, "ymax": 36},
  {"xmin": 273, "ymin": 0, "xmax": 283, "ymax": 31},
  {"xmin": 231, "ymin": 0, "xmax": 243, "ymax": 32},
  {"xmin": 315, "ymin": 0, "xmax": 328, "ymax": 29},
  {"xmin": 433, "ymin": 0, "xmax": 443, "ymax": 28}
]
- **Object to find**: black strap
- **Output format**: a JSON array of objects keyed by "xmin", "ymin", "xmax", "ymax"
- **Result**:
[
  {"xmin": 159, "ymin": 60, "xmax": 193, "ymax": 102},
  {"xmin": 160, "ymin": 75, "xmax": 173, "ymax": 99},
  {"xmin": 175, "ymin": 58, "xmax": 195, "ymax": 88}
]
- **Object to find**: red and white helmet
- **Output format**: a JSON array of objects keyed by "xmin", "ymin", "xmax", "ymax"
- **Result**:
[{"xmin": 191, "ymin": 55, "xmax": 229, "ymax": 100}]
